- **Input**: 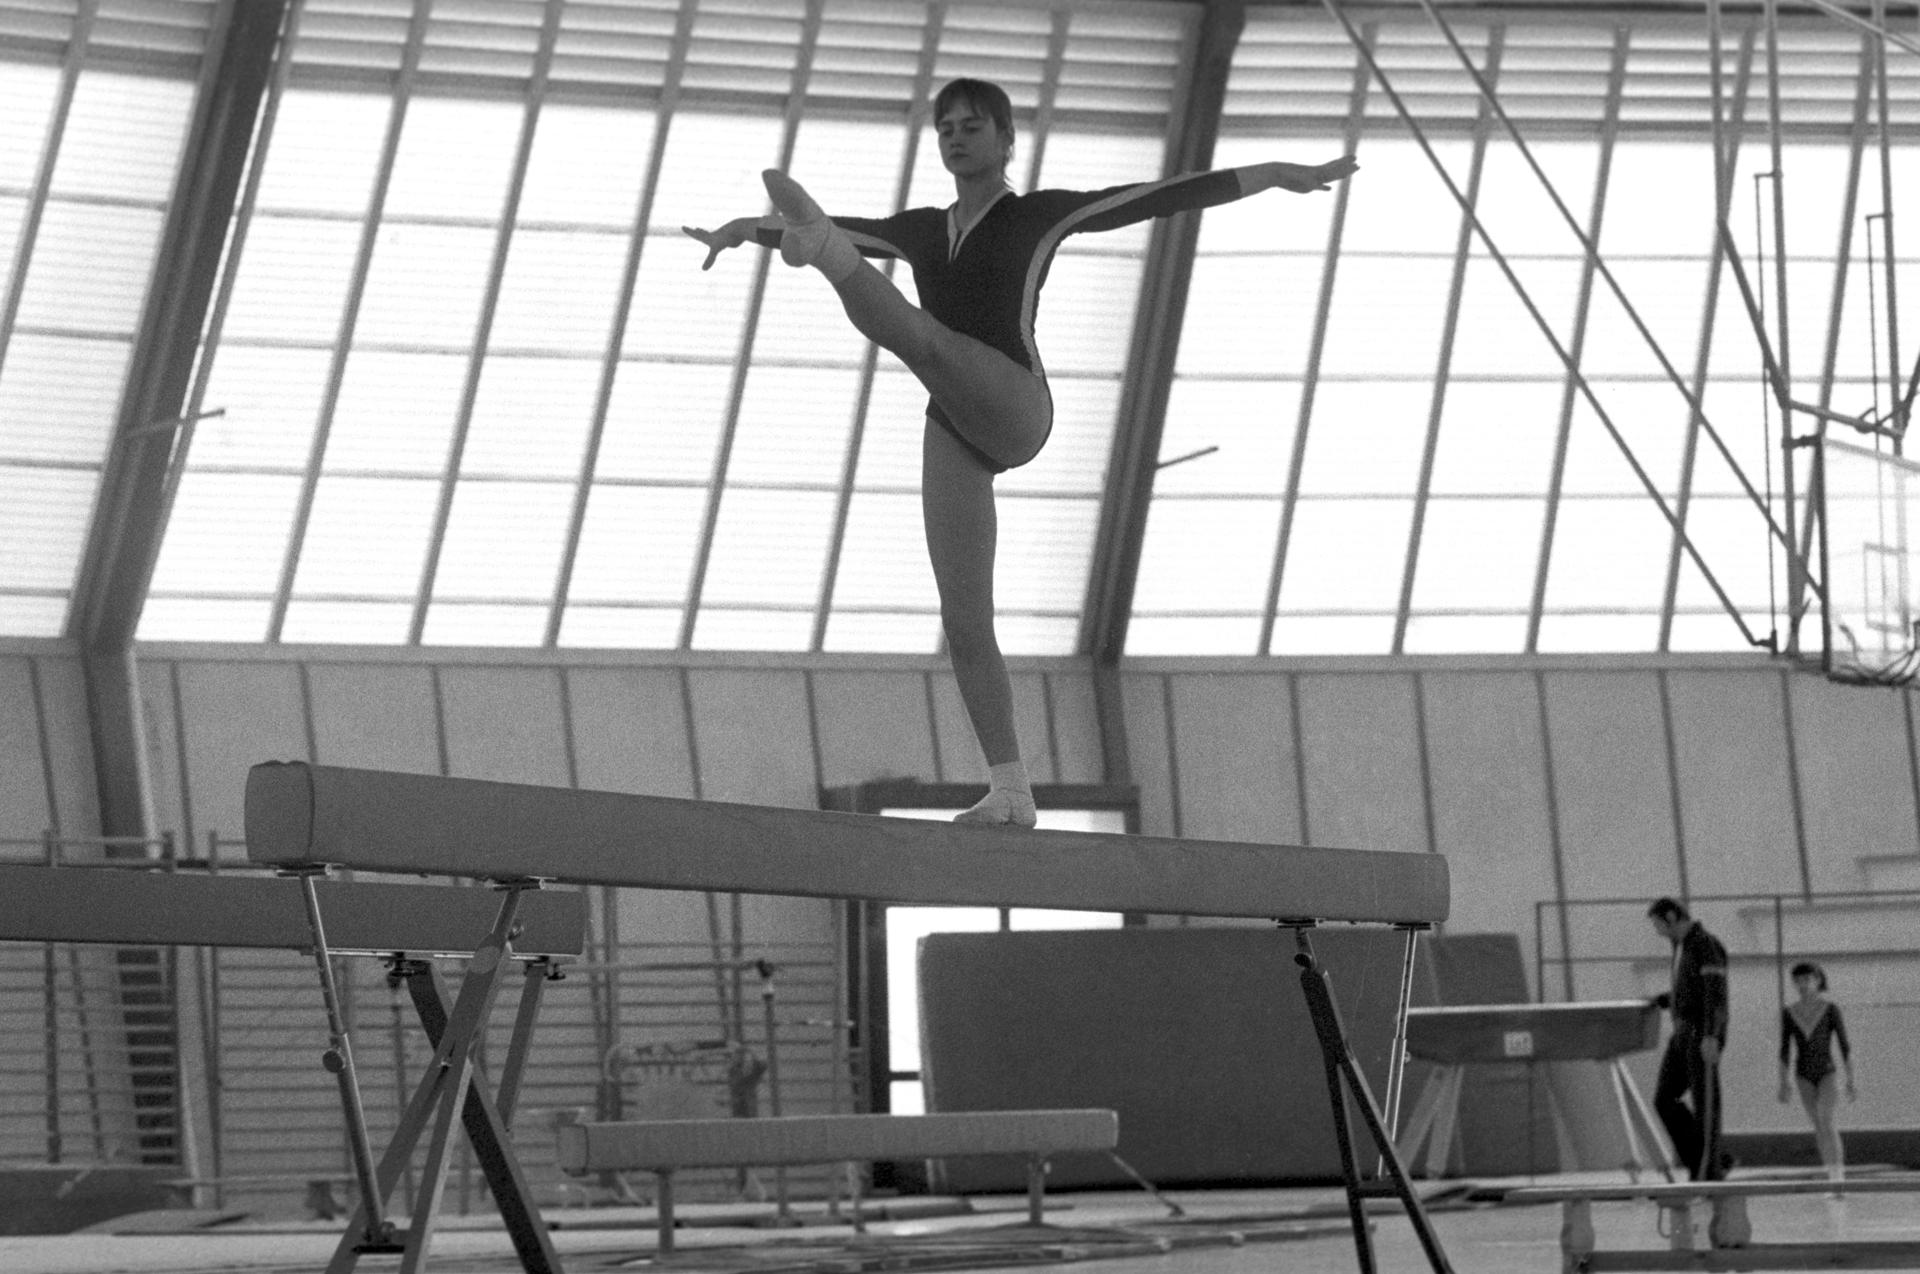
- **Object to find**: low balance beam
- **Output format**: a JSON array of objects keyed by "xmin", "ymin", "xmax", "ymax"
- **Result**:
[
  {"xmin": 556, "ymin": 1111, "xmax": 1119, "ymax": 1251},
  {"xmin": 0, "ymin": 862, "xmax": 587, "ymax": 956},
  {"xmin": 244, "ymin": 761, "xmax": 1449, "ymax": 925}
]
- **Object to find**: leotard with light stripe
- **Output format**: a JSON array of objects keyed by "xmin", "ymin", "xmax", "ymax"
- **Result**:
[{"xmin": 757, "ymin": 169, "xmax": 1248, "ymax": 470}]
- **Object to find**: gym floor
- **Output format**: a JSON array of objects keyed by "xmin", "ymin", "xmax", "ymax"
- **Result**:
[{"xmin": 7, "ymin": 1176, "xmax": 1920, "ymax": 1274}]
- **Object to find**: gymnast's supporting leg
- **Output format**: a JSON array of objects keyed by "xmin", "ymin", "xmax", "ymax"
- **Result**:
[
  {"xmin": 1799, "ymin": 1075, "xmax": 1844, "ymax": 1187},
  {"xmin": 923, "ymin": 421, "xmax": 1034, "ymax": 826}
]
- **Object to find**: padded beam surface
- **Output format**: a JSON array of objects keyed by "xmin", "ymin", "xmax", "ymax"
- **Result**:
[
  {"xmin": 555, "ymin": 1111, "xmax": 1119, "ymax": 1174},
  {"xmin": 245, "ymin": 762, "xmax": 1449, "ymax": 924},
  {"xmin": 0, "ymin": 863, "xmax": 587, "ymax": 956}
]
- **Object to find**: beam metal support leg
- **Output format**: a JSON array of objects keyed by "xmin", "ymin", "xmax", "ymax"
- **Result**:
[
  {"xmin": 290, "ymin": 867, "xmax": 393, "ymax": 1252},
  {"xmin": 1281, "ymin": 921, "xmax": 1455, "ymax": 1274}
]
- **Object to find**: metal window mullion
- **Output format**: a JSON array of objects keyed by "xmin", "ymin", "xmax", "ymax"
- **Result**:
[
  {"xmin": 1023, "ymin": 9, "xmax": 1071, "ymax": 191},
  {"xmin": 178, "ymin": 0, "xmax": 305, "ymax": 463},
  {"xmin": 1657, "ymin": 23, "xmax": 1757, "ymax": 652},
  {"xmin": 809, "ymin": 2, "xmax": 945, "ymax": 653},
  {"xmin": 406, "ymin": 0, "xmax": 566, "ymax": 645},
  {"xmin": 676, "ymin": 0, "xmax": 826, "ymax": 651},
  {"xmin": 264, "ymin": 0, "xmax": 433, "ymax": 642},
  {"xmin": 0, "ymin": 0, "xmax": 97, "ymax": 380},
  {"xmin": 1527, "ymin": 27, "xmax": 1627, "ymax": 654},
  {"xmin": 1393, "ymin": 26, "xmax": 1504, "ymax": 655},
  {"xmin": 1869, "ymin": 0, "xmax": 1905, "ymax": 434},
  {"xmin": 1790, "ymin": 35, "xmax": 1875, "ymax": 633},
  {"xmin": 543, "ymin": 0, "xmax": 700, "ymax": 648},
  {"xmin": 1257, "ymin": 26, "xmax": 1371, "ymax": 656}
]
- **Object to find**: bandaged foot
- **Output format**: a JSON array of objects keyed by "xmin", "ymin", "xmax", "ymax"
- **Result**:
[
  {"xmin": 762, "ymin": 169, "xmax": 860, "ymax": 281},
  {"xmin": 954, "ymin": 760, "xmax": 1036, "ymax": 828}
]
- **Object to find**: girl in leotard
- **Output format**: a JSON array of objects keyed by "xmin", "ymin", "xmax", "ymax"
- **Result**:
[
  {"xmin": 686, "ymin": 78, "xmax": 1357, "ymax": 825},
  {"xmin": 1777, "ymin": 961, "xmax": 1856, "ymax": 1186}
]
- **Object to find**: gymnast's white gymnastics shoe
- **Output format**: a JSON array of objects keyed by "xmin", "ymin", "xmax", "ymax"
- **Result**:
[
  {"xmin": 954, "ymin": 760, "xmax": 1037, "ymax": 828},
  {"xmin": 762, "ymin": 169, "xmax": 859, "ymax": 281},
  {"xmin": 954, "ymin": 787, "xmax": 1037, "ymax": 828}
]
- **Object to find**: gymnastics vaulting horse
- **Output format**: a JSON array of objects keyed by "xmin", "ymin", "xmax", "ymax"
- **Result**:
[{"xmin": 244, "ymin": 760, "xmax": 1454, "ymax": 1274}]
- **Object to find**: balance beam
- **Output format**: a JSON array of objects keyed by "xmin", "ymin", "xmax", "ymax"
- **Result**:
[
  {"xmin": 0, "ymin": 861, "xmax": 584, "ymax": 1274},
  {"xmin": 244, "ymin": 761, "xmax": 1449, "ymax": 925},
  {"xmin": 556, "ymin": 1111, "xmax": 1118, "ymax": 1252},
  {"xmin": 0, "ymin": 862, "xmax": 586, "ymax": 956}
]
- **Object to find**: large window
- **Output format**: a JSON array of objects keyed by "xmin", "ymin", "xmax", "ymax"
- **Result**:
[
  {"xmin": 1129, "ymin": 7, "xmax": 1919, "ymax": 657},
  {"xmin": 137, "ymin": 0, "xmax": 1195, "ymax": 651},
  {"xmin": 0, "ymin": 0, "xmax": 214, "ymax": 636}
]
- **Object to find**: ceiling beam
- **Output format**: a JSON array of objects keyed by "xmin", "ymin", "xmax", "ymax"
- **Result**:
[{"xmin": 1079, "ymin": 0, "xmax": 1244, "ymax": 770}]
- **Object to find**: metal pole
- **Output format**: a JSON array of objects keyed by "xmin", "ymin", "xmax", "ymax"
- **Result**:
[
  {"xmin": 1378, "ymin": 924, "xmax": 1422, "ymax": 1176},
  {"xmin": 293, "ymin": 869, "xmax": 391, "ymax": 1244},
  {"xmin": 760, "ymin": 963, "xmax": 793, "ymax": 1224}
]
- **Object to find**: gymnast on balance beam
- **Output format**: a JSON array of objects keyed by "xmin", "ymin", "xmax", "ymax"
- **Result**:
[{"xmin": 685, "ymin": 77, "xmax": 1357, "ymax": 827}]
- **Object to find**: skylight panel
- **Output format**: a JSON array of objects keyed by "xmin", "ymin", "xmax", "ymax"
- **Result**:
[
  {"xmin": 1315, "ymin": 256, "xmax": 1455, "ymax": 377},
  {"xmin": 15, "ymin": 203, "xmax": 164, "ymax": 333},
  {"xmin": 1277, "ymin": 497, "xmax": 1416, "ymax": 616},
  {"xmin": 1154, "ymin": 379, "xmax": 1298, "ymax": 497},
  {"xmin": 280, "ymin": 600, "xmax": 417, "ymax": 643},
  {"xmin": 218, "ymin": 216, "xmax": 360, "ymax": 342},
  {"xmin": 698, "ymin": 486, "xmax": 836, "ymax": 607},
  {"xmin": 0, "ymin": 465, "xmax": 96, "ymax": 592},
  {"xmin": 1031, "ymin": 253, "xmax": 1144, "ymax": 375},
  {"xmin": 137, "ymin": 598, "xmax": 272, "ymax": 640},
  {"xmin": 430, "ymin": 479, "xmax": 574, "ymax": 600},
  {"xmin": 727, "ymin": 364, "xmax": 862, "ymax": 486},
  {"xmin": 324, "ymin": 351, "xmax": 467, "ymax": 474},
  {"xmin": 191, "ymin": 348, "xmax": 331, "ymax": 471},
  {"xmin": 1426, "ymin": 382, "xmax": 1561, "ymax": 496},
  {"xmin": 0, "ymin": 63, "xmax": 56, "ymax": 189},
  {"xmin": 565, "ymin": 482, "xmax": 701, "ymax": 610},
  {"xmin": 460, "ymin": 356, "xmax": 599, "ymax": 478},
  {"xmin": 1448, "ymin": 255, "xmax": 1581, "ymax": 377},
  {"xmin": 1559, "ymin": 390, "xmax": 1690, "ymax": 498},
  {"xmin": 516, "ymin": 102, "xmax": 654, "ymax": 226},
  {"xmin": 353, "ymin": 223, "xmax": 495, "ymax": 346},
  {"xmin": 1540, "ymin": 494, "xmax": 1674, "ymax": 613},
  {"xmin": 680, "ymin": 0, "xmax": 806, "ymax": 99},
  {"xmin": 1133, "ymin": 498, "xmax": 1281, "ymax": 616},
  {"xmin": 821, "ymin": 611, "xmax": 941, "ymax": 653},
  {"xmin": 421, "ymin": 602, "xmax": 548, "ymax": 645},
  {"xmin": 847, "ymin": 368, "xmax": 925, "ymax": 488},
  {"xmin": 385, "ymin": 95, "xmax": 520, "ymax": 219},
  {"xmin": 1409, "ymin": 497, "xmax": 1546, "ymax": 613},
  {"xmin": 1470, "ymin": 138, "xmax": 1599, "ymax": 259},
  {"xmin": 291, "ymin": 475, "xmax": 439, "ymax": 597},
  {"xmin": 597, "ymin": 360, "xmax": 732, "ymax": 483},
  {"xmin": 821, "ymin": 490, "xmax": 935, "ymax": 610},
  {"xmin": 1175, "ymin": 253, "xmax": 1325, "ymax": 379},
  {"xmin": 548, "ymin": 0, "xmax": 680, "ymax": 96},
  {"xmin": 488, "ymin": 229, "xmax": 627, "ymax": 351},
  {"xmin": 145, "ymin": 473, "xmax": 301, "ymax": 597},
  {"xmin": 809, "ymin": 0, "xmax": 930, "ymax": 107},
  {"xmin": 0, "ymin": 335, "xmax": 127, "ymax": 462},
  {"xmin": 993, "ymin": 494, "xmax": 1099, "ymax": 638},
  {"xmin": 418, "ymin": 0, "xmax": 545, "ymax": 84},
  {"xmin": 50, "ymin": 70, "xmax": 191, "ymax": 200},
  {"xmin": 287, "ymin": 0, "xmax": 415, "ymax": 81}
]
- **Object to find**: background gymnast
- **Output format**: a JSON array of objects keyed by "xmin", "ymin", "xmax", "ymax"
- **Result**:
[
  {"xmin": 1778, "ymin": 959, "xmax": 1856, "ymax": 1188},
  {"xmin": 685, "ymin": 78, "xmax": 1357, "ymax": 826}
]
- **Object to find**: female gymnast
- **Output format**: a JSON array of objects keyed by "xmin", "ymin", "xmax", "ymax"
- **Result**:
[
  {"xmin": 686, "ymin": 78, "xmax": 1357, "ymax": 826},
  {"xmin": 1777, "ymin": 960, "xmax": 1857, "ymax": 1186}
]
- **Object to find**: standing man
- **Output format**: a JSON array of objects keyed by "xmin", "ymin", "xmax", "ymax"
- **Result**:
[{"xmin": 1649, "ymin": 897, "xmax": 1730, "ymax": 1180}]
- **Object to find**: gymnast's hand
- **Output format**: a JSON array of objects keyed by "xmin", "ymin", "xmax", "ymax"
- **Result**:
[
  {"xmin": 682, "ymin": 217, "xmax": 758, "ymax": 270},
  {"xmin": 1269, "ymin": 156, "xmax": 1359, "ymax": 193}
]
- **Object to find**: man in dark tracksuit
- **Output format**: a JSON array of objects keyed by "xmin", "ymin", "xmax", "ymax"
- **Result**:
[{"xmin": 1649, "ymin": 896, "xmax": 1730, "ymax": 1179}]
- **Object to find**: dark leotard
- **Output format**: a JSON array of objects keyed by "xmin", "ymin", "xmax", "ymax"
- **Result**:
[
  {"xmin": 757, "ymin": 170, "xmax": 1247, "ymax": 471},
  {"xmin": 1780, "ymin": 1001, "xmax": 1851, "ymax": 1086}
]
